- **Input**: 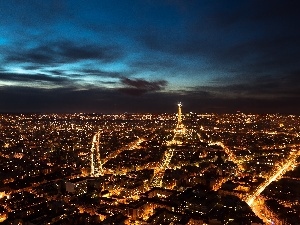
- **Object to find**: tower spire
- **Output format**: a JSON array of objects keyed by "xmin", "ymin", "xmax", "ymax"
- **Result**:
[
  {"xmin": 177, "ymin": 102, "xmax": 182, "ymax": 126},
  {"xmin": 176, "ymin": 102, "xmax": 184, "ymax": 130},
  {"xmin": 172, "ymin": 102, "xmax": 185, "ymax": 145}
]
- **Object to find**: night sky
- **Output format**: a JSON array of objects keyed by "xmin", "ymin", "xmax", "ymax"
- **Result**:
[{"xmin": 1, "ymin": 0, "xmax": 300, "ymax": 114}]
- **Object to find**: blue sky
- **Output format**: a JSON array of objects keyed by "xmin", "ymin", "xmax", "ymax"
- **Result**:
[{"xmin": 0, "ymin": 0, "xmax": 300, "ymax": 113}]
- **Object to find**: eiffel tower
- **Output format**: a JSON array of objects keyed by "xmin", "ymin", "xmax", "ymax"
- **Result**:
[
  {"xmin": 172, "ymin": 103, "xmax": 186, "ymax": 145},
  {"xmin": 151, "ymin": 103, "xmax": 187, "ymax": 187}
]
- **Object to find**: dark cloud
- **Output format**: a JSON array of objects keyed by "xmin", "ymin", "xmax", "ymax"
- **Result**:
[
  {"xmin": 22, "ymin": 65, "xmax": 44, "ymax": 70},
  {"xmin": 1, "ymin": 85, "xmax": 299, "ymax": 114},
  {"xmin": 130, "ymin": 58, "xmax": 178, "ymax": 72},
  {"xmin": 140, "ymin": 29, "xmax": 300, "ymax": 76},
  {"xmin": 100, "ymin": 81, "xmax": 118, "ymax": 85},
  {"xmin": 79, "ymin": 69, "xmax": 123, "ymax": 78},
  {"xmin": 195, "ymin": 71, "xmax": 300, "ymax": 100},
  {"xmin": 137, "ymin": 0, "xmax": 300, "ymax": 76},
  {"xmin": 0, "ymin": 72, "xmax": 70, "ymax": 85},
  {"xmin": 0, "ymin": 69, "xmax": 124, "ymax": 87},
  {"xmin": 57, "ymin": 41, "xmax": 121, "ymax": 62},
  {"xmin": 5, "ymin": 40, "xmax": 122, "ymax": 65},
  {"xmin": 0, "ymin": 85, "xmax": 169, "ymax": 113},
  {"xmin": 223, "ymin": 36, "xmax": 300, "ymax": 71},
  {"xmin": 7, "ymin": 49, "xmax": 54, "ymax": 64},
  {"xmin": 2, "ymin": 70, "xmax": 299, "ymax": 114},
  {"xmin": 118, "ymin": 77, "xmax": 168, "ymax": 96},
  {"xmin": 46, "ymin": 70, "xmax": 66, "ymax": 76}
]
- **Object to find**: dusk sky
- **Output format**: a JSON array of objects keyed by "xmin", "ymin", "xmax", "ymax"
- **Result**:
[{"xmin": 1, "ymin": 0, "xmax": 300, "ymax": 113}]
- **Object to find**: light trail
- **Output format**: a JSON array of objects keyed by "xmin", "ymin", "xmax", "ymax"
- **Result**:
[
  {"xmin": 213, "ymin": 141, "xmax": 245, "ymax": 171},
  {"xmin": 244, "ymin": 148, "xmax": 299, "ymax": 224},
  {"xmin": 89, "ymin": 129, "xmax": 145, "ymax": 176},
  {"xmin": 198, "ymin": 128, "xmax": 300, "ymax": 224},
  {"xmin": 151, "ymin": 148, "xmax": 174, "ymax": 187},
  {"xmin": 246, "ymin": 149, "xmax": 299, "ymax": 206},
  {"xmin": 90, "ymin": 132, "xmax": 101, "ymax": 176},
  {"xmin": 197, "ymin": 134, "xmax": 243, "ymax": 168},
  {"xmin": 249, "ymin": 199, "xmax": 274, "ymax": 225}
]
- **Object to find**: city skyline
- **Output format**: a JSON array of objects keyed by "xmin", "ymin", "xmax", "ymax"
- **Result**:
[
  {"xmin": 1, "ymin": 109, "xmax": 299, "ymax": 224},
  {"xmin": 0, "ymin": 0, "xmax": 300, "ymax": 113}
]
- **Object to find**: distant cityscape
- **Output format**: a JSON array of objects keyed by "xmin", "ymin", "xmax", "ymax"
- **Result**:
[{"xmin": 0, "ymin": 105, "xmax": 300, "ymax": 225}]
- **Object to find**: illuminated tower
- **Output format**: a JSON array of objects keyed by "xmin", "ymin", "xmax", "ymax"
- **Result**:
[
  {"xmin": 177, "ymin": 103, "xmax": 183, "ymax": 129},
  {"xmin": 152, "ymin": 102, "xmax": 186, "ymax": 187},
  {"xmin": 173, "ymin": 102, "xmax": 185, "ymax": 145}
]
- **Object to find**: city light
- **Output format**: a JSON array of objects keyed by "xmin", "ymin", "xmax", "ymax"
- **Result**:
[{"xmin": 0, "ymin": 110, "xmax": 299, "ymax": 224}]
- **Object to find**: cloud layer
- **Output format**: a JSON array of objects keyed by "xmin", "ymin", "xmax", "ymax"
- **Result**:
[
  {"xmin": 4, "ymin": 41, "xmax": 122, "ymax": 65},
  {"xmin": 0, "ymin": 0, "xmax": 299, "ymax": 113},
  {"xmin": 118, "ymin": 78, "xmax": 167, "ymax": 96}
]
